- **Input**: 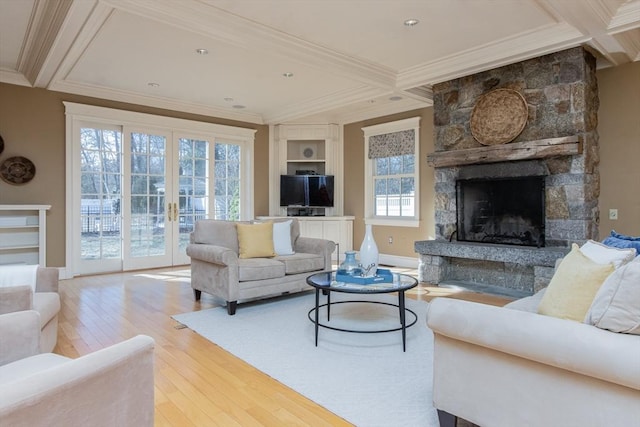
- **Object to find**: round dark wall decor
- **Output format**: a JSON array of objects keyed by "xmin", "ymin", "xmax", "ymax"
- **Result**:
[
  {"xmin": 303, "ymin": 147, "xmax": 314, "ymax": 158},
  {"xmin": 1, "ymin": 156, "xmax": 36, "ymax": 185},
  {"xmin": 470, "ymin": 88, "xmax": 528, "ymax": 145}
]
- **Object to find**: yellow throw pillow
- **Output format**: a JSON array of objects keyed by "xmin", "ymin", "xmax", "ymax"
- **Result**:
[
  {"xmin": 236, "ymin": 222, "xmax": 276, "ymax": 259},
  {"xmin": 538, "ymin": 244, "xmax": 615, "ymax": 322}
]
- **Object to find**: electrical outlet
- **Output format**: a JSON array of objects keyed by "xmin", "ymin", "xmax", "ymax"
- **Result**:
[
  {"xmin": 388, "ymin": 236, "xmax": 393, "ymax": 244},
  {"xmin": 609, "ymin": 209, "xmax": 618, "ymax": 220}
]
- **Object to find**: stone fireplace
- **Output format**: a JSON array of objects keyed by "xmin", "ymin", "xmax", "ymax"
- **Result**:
[{"xmin": 415, "ymin": 47, "xmax": 600, "ymax": 295}]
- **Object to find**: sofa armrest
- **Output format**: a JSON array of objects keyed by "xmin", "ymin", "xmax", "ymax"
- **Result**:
[
  {"xmin": 186, "ymin": 243, "xmax": 238, "ymax": 267},
  {"xmin": 426, "ymin": 298, "xmax": 640, "ymax": 390},
  {"xmin": 0, "ymin": 286, "xmax": 33, "ymax": 315},
  {"xmin": 35, "ymin": 267, "xmax": 59, "ymax": 293},
  {"xmin": 0, "ymin": 310, "xmax": 41, "ymax": 365}
]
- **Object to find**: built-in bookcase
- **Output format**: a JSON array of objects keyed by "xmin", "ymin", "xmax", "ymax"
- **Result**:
[{"xmin": 0, "ymin": 205, "xmax": 50, "ymax": 266}]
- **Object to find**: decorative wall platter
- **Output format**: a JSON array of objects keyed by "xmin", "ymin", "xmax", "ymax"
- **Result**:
[
  {"xmin": 470, "ymin": 88, "xmax": 528, "ymax": 145},
  {"xmin": 0, "ymin": 156, "xmax": 36, "ymax": 185}
]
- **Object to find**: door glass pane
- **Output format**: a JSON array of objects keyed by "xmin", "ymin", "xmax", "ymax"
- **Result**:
[
  {"xmin": 79, "ymin": 127, "xmax": 122, "ymax": 260},
  {"xmin": 178, "ymin": 138, "xmax": 210, "ymax": 252},
  {"xmin": 130, "ymin": 132, "xmax": 166, "ymax": 257},
  {"xmin": 214, "ymin": 143, "xmax": 241, "ymax": 220}
]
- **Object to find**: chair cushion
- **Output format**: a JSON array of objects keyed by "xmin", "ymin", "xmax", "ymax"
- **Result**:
[
  {"xmin": 238, "ymin": 258, "xmax": 285, "ymax": 281},
  {"xmin": 33, "ymin": 292, "xmax": 61, "ymax": 328},
  {"xmin": 0, "ymin": 353, "xmax": 69, "ymax": 384},
  {"xmin": 274, "ymin": 253, "xmax": 325, "ymax": 275}
]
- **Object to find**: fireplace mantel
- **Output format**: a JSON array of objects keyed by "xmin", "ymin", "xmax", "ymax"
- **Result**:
[{"xmin": 426, "ymin": 136, "xmax": 580, "ymax": 168}]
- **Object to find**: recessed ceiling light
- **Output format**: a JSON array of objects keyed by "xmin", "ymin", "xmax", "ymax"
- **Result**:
[
  {"xmin": 232, "ymin": 105, "xmax": 246, "ymax": 109},
  {"xmin": 196, "ymin": 48, "xmax": 208, "ymax": 55},
  {"xmin": 389, "ymin": 96, "xmax": 403, "ymax": 101},
  {"xmin": 282, "ymin": 72, "xmax": 294, "ymax": 78},
  {"xmin": 147, "ymin": 82, "xmax": 160, "ymax": 87},
  {"xmin": 224, "ymin": 97, "xmax": 234, "ymax": 102},
  {"xmin": 404, "ymin": 18, "xmax": 419, "ymax": 27},
  {"xmin": 368, "ymin": 100, "xmax": 376, "ymax": 104}
]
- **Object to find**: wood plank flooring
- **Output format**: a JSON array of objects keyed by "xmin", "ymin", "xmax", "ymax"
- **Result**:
[{"xmin": 55, "ymin": 266, "xmax": 512, "ymax": 426}]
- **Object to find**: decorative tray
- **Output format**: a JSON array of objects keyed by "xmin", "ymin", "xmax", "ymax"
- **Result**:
[{"xmin": 335, "ymin": 268, "xmax": 394, "ymax": 285}]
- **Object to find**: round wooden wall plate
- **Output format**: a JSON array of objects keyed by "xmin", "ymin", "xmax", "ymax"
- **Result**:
[
  {"xmin": 0, "ymin": 156, "xmax": 36, "ymax": 185},
  {"xmin": 470, "ymin": 88, "xmax": 528, "ymax": 145}
]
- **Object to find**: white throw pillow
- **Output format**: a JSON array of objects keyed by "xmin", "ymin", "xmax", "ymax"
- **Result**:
[
  {"xmin": 273, "ymin": 220, "xmax": 295, "ymax": 256},
  {"xmin": 580, "ymin": 240, "xmax": 636, "ymax": 268},
  {"xmin": 585, "ymin": 256, "xmax": 640, "ymax": 334}
]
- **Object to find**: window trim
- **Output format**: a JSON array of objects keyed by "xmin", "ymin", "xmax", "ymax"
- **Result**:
[{"xmin": 362, "ymin": 117, "xmax": 420, "ymax": 227}]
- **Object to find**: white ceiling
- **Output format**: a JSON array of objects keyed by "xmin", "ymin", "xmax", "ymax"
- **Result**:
[{"xmin": 1, "ymin": 0, "xmax": 639, "ymax": 125}]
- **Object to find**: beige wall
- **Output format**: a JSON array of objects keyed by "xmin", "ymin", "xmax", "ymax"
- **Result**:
[
  {"xmin": 0, "ymin": 84, "xmax": 269, "ymax": 267},
  {"xmin": 597, "ymin": 61, "xmax": 640, "ymax": 236},
  {"xmin": 343, "ymin": 108, "xmax": 436, "ymax": 258}
]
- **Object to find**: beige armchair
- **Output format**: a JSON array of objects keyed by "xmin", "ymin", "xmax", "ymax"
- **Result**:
[
  {"xmin": 0, "ymin": 266, "xmax": 60, "ymax": 352},
  {"xmin": 0, "ymin": 310, "xmax": 155, "ymax": 427}
]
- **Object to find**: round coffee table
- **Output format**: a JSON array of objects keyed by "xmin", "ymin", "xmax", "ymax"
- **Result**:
[{"xmin": 306, "ymin": 271, "xmax": 419, "ymax": 351}]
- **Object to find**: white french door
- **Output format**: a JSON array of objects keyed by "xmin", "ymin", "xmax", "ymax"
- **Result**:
[
  {"xmin": 123, "ymin": 131, "xmax": 214, "ymax": 270},
  {"xmin": 75, "ymin": 127, "xmax": 214, "ymax": 273},
  {"xmin": 66, "ymin": 102, "xmax": 255, "ymax": 277}
]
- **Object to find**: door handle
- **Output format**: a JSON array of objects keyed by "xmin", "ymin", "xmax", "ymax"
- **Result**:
[
  {"xmin": 168, "ymin": 203, "xmax": 172, "ymax": 222},
  {"xmin": 173, "ymin": 203, "xmax": 178, "ymax": 222}
]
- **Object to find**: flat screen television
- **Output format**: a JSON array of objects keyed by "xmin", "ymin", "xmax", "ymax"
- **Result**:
[{"xmin": 280, "ymin": 175, "xmax": 334, "ymax": 207}]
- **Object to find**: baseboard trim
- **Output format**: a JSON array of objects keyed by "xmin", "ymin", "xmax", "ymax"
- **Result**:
[{"xmin": 378, "ymin": 254, "xmax": 419, "ymax": 269}]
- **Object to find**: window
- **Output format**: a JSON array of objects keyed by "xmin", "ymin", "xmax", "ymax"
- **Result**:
[
  {"xmin": 65, "ymin": 102, "xmax": 256, "ymax": 275},
  {"xmin": 363, "ymin": 117, "xmax": 420, "ymax": 227}
]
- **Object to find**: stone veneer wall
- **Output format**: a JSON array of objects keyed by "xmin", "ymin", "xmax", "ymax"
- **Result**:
[{"xmin": 417, "ymin": 47, "xmax": 600, "ymax": 293}]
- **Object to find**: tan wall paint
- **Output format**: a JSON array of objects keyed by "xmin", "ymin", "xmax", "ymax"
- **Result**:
[
  {"xmin": 0, "ymin": 83, "xmax": 269, "ymax": 267},
  {"xmin": 343, "ymin": 108, "xmax": 436, "ymax": 259},
  {"xmin": 597, "ymin": 61, "xmax": 640, "ymax": 237}
]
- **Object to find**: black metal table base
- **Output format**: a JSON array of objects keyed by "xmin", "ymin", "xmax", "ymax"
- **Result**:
[{"xmin": 308, "ymin": 289, "xmax": 418, "ymax": 351}]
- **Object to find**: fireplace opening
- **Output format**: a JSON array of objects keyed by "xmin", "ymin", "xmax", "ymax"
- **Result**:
[{"xmin": 456, "ymin": 176, "xmax": 545, "ymax": 247}]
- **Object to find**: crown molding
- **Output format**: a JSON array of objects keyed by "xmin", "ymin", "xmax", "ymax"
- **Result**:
[
  {"xmin": 262, "ymin": 86, "xmax": 386, "ymax": 124},
  {"xmin": 608, "ymin": 0, "xmax": 640, "ymax": 33},
  {"xmin": 0, "ymin": 69, "xmax": 32, "ymax": 87},
  {"xmin": 336, "ymin": 99, "xmax": 429, "ymax": 125},
  {"xmin": 614, "ymin": 29, "xmax": 640, "ymax": 61},
  {"xmin": 50, "ymin": 80, "xmax": 265, "ymax": 124},
  {"xmin": 397, "ymin": 23, "xmax": 587, "ymax": 89}
]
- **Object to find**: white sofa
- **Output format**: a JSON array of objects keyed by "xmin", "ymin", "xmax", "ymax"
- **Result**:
[
  {"xmin": 0, "ymin": 310, "xmax": 155, "ymax": 427},
  {"xmin": 426, "ymin": 294, "xmax": 640, "ymax": 427}
]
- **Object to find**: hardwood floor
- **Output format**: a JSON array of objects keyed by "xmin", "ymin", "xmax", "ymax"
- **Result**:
[{"xmin": 55, "ymin": 266, "xmax": 513, "ymax": 426}]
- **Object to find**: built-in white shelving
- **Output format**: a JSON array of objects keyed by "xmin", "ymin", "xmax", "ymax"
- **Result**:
[{"xmin": 0, "ymin": 204, "xmax": 51, "ymax": 266}]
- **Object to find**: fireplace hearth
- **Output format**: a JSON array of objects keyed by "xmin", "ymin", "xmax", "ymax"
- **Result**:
[{"xmin": 456, "ymin": 176, "xmax": 545, "ymax": 247}]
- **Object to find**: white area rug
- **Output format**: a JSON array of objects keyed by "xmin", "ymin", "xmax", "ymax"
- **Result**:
[{"xmin": 173, "ymin": 292, "xmax": 439, "ymax": 427}]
